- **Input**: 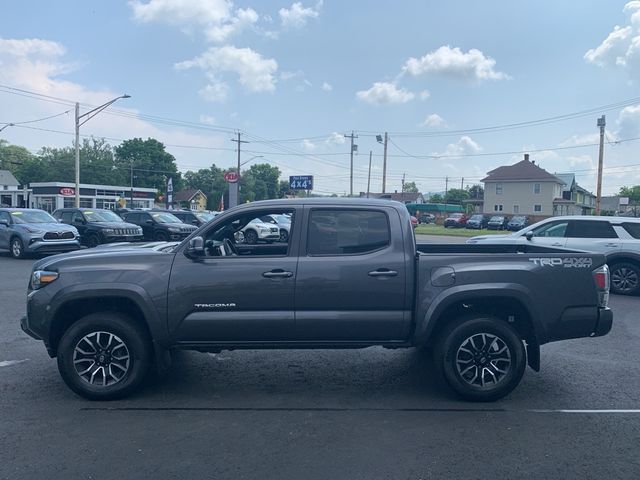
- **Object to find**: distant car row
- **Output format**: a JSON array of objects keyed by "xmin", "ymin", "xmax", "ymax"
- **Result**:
[
  {"xmin": 0, "ymin": 207, "xmax": 291, "ymax": 258},
  {"xmin": 444, "ymin": 213, "xmax": 530, "ymax": 231}
]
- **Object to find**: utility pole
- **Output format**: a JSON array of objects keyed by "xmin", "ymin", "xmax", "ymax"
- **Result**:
[
  {"xmin": 595, "ymin": 115, "xmax": 606, "ymax": 215},
  {"xmin": 367, "ymin": 150, "xmax": 372, "ymax": 198},
  {"xmin": 461, "ymin": 177, "xmax": 464, "ymax": 190},
  {"xmin": 230, "ymin": 132, "xmax": 249, "ymax": 207},
  {"xmin": 344, "ymin": 131, "xmax": 358, "ymax": 196},
  {"xmin": 130, "ymin": 161, "xmax": 134, "ymax": 207},
  {"xmin": 444, "ymin": 176, "xmax": 449, "ymax": 217},
  {"xmin": 74, "ymin": 102, "xmax": 80, "ymax": 208},
  {"xmin": 382, "ymin": 132, "xmax": 388, "ymax": 193},
  {"xmin": 401, "ymin": 173, "xmax": 406, "ymax": 193}
]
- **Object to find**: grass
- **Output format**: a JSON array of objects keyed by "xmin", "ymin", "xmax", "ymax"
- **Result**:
[{"xmin": 414, "ymin": 224, "xmax": 509, "ymax": 237}]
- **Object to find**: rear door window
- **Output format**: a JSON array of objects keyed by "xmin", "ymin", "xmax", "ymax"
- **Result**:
[
  {"xmin": 621, "ymin": 223, "xmax": 640, "ymax": 239},
  {"xmin": 566, "ymin": 220, "xmax": 617, "ymax": 239},
  {"xmin": 307, "ymin": 209, "xmax": 390, "ymax": 255}
]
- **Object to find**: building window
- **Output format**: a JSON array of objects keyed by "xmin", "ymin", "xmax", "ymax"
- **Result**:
[
  {"xmin": 63, "ymin": 197, "xmax": 75, "ymax": 208},
  {"xmin": 513, "ymin": 205, "xmax": 519, "ymax": 214},
  {"xmin": 79, "ymin": 198, "xmax": 93, "ymax": 208},
  {"xmin": 534, "ymin": 183, "xmax": 541, "ymax": 194},
  {"xmin": 494, "ymin": 204, "xmax": 503, "ymax": 212},
  {"xmin": 496, "ymin": 183, "xmax": 503, "ymax": 195},
  {"xmin": 534, "ymin": 204, "xmax": 542, "ymax": 212}
]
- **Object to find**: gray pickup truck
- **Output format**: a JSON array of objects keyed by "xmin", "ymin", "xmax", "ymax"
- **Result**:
[{"xmin": 21, "ymin": 199, "xmax": 612, "ymax": 401}]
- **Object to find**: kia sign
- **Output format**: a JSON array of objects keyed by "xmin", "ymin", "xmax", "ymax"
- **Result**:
[
  {"xmin": 289, "ymin": 175, "xmax": 313, "ymax": 190},
  {"xmin": 59, "ymin": 187, "xmax": 75, "ymax": 196},
  {"xmin": 224, "ymin": 172, "xmax": 239, "ymax": 183}
]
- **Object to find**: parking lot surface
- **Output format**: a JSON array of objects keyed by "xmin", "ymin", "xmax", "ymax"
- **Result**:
[{"xmin": 1, "ymin": 251, "xmax": 639, "ymax": 479}]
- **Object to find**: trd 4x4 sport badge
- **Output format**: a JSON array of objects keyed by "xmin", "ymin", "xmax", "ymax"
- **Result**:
[{"xmin": 528, "ymin": 257, "xmax": 593, "ymax": 268}]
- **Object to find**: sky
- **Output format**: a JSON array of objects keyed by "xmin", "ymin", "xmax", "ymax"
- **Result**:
[{"xmin": 2, "ymin": 0, "xmax": 640, "ymax": 196}]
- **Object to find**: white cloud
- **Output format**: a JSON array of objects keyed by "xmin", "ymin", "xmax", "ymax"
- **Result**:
[
  {"xmin": 403, "ymin": 45, "xmax": 509, "ymax": 81},
  {"xmin": 617, "ymin": 103, "xmax": 640, "ymax": 137},
  {"xmin": 558, "ymin": 132, "xmax": 607, "ymax": 147},
  {"xmin": 279, "ymin": 1, "xmax": 322, "ymax": 29},
  {"xmin": 198, "ymin": 80, "xmax": 230, "ymax": 102},
  {"xmin": 321, "ymin": 81, "xmax": 332, "ymax": 92},
  {"xmin": 420, "ymin": 113, "xmax": 446, "ymax": 127},
  {"xmin": 0, "ymin": 37, "xmax": 228, "ymax": 172},
  {"xmin": 280, "ymin": 70, "xmax": 303, "ymax": 80},
  {"xmin": 199, "ymin": 114, "xmax": 217, "ymax": 125},
  {"xmin": 326, "ymin": 132, "xmax": 345, "ymax": 145},
  {"xmin": 584, "ymin": 2, "xmax": 640, "ymax": 74},
  {"xmin": 301, "ymin": 139, "xmax": 316, "ymax": 151},
  {"xmin": 434, "ymin": 136, "xmax": 482, "ymax": 158},
  {"xmin": 175, "ymin": 45, "xmax": 278, "ymax": 93},
  {"xmin": 129, "ymin": 0, "xmax": 257, "ymax": 43},
  {"xmin": 356, "ymin": 82, "xmax": 415, "ymax": 105},
  {"xmin": 419, "ymin": 89, "xmax": 430, "ymax": 100},
  {"xmin": 567, "ymin": 154, "xmax": 595, "ymax": 169}
]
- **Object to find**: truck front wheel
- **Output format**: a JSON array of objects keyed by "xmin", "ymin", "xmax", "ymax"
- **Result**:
[
  {"xmin": 436, "ymin": 316, "xmax": 526, "ymax": 402},
  {"xmin": 56, "ymin": 312, "xmax": 152, "ymax": 400}
]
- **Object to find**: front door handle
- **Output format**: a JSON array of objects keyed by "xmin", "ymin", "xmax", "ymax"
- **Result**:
[
  {"xmin": 262, "ymin": 270, "xmax": 293, "ymax": 278},
  {"xmin": 368, "ymin": 269, "xmax": 398, "ymax": 277},
  {"xmin": 551, "ymin": 242, "xmax": 564, "ymax": 247}
]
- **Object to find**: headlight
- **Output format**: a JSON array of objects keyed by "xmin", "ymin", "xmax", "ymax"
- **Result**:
[
  {"xmin": 137, "ymin": 228, "xmax": 143, "ymax": 234},
  {"xmin": 102, "ymin": 229, "xmax": 114, "ymax": 235},
  {"xmin": 31, "ymin": 270, "xmax": 58, "ymax": 290},
  {"xmin": 168, "ymin": 227, "xmax": 181, "ymax": 233}
]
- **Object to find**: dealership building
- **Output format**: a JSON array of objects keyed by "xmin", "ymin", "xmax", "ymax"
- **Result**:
[{"xmin": 28, "ymin": 182, "xmax": 157, "ymax": 212}]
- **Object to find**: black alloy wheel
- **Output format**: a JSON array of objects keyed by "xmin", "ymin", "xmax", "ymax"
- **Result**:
[
  {"xmin": 10, "ymin": 236, "xmax": 25, "ymax": 259},
  {"xmin": 610, "ymin": 262, "xmax": 640, "ymax": 295},
  {"xmin": 56, "ymin": 313, "xmax": 152, "ymax": 400}
]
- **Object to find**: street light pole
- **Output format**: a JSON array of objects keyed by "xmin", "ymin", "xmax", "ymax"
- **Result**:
[{"xmin": 74, "ymin": 94, "xmax": 130, "ymax": 207}]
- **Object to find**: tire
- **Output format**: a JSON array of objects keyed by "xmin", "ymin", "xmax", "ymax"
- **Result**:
[
  {"xmin": 435, "ymin": 316, "xmax": 526, "ymax": 402},
  {"xmin": 56, "ymin": 312, "xmax": 152, "ymax": 400},
  {"xmin": 279, "ymin": 229, "xmax": 289, "ymax": 243},
  {"xmin": 154, "ymin": 231, "xmax": 169, "ymax": 241},
  {"xmin": 610, "ymin": 262, "xmax": 640, "ymax": 296},
  {"xmin": 244, "ymin": 229, "xmax": 258, "ymax": 244},
  {"xmin": 85, "ymin": 233, "xmax": 100, "ymax": 248},
  {"xmin": 10, "ymin": 236, "xmax": 25, "ymax": 259}
]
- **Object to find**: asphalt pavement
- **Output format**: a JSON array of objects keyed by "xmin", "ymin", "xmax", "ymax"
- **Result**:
[{"xmin": 1, "ymin": 246, "xmax": 639, "ymax": 480}]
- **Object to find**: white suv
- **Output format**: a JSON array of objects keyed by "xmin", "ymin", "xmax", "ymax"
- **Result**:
[{"xmin": 468, "ymin": 215, "xmax": 640, "ymax": 295}]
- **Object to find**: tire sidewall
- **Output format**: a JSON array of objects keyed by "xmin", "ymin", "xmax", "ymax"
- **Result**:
[
  {"xmin": 245, "ymin": 229, "xmax": 258, "ymax": 244},
  {"xmin": 154, "ymin": 231, "xmax": 169, "ymax": 241},
  {"xmin": 57, "ymin": 313, "xmax": 151, "ymax": 400},
  {"xmin": 86, "ymin": 233, "xmax": 100, "ymax": 248},
  {"xmin": 437, "ymin": 317, "xmax": 526, "ymax": 402}
]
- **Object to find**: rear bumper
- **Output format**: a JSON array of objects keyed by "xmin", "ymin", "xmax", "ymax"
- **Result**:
[{"xmin": 593, "ymin": 307, "xmax": 613, "ymax": 337}]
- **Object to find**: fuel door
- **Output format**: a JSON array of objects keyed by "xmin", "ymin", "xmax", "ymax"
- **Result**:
[{"xmin": 431, "ymin": 266, "xmax": 456, "ymax": 287}]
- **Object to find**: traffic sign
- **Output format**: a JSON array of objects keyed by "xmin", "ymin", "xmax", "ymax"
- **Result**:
[
  {"xmin": 289, "ymin": 175, "xmax": 313, "ymax": 190},
  {"xmin": 224, "ymin": 172, "xmax": 239, "ymax": 183}
]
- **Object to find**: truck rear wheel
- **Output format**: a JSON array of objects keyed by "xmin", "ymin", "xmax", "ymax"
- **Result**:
[
  {"xmin": 436, "ymin": 316, "xmax": 526, "ymax": 402},
  {"xmin": 56, "ymin": 312, "xmax": 152, "ymax": 400}
]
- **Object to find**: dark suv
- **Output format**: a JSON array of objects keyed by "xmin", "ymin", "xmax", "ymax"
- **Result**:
[
  {"xmin": 156, "ymin": 209, "xmax": 216, "ymax": 227},
  {"xmin": 121, "ymin": 210, "xmax": 197, "ymax": 241},
  {"xmin": 53, "ymin": 208, "xmax": 143, "ymax": 248}
]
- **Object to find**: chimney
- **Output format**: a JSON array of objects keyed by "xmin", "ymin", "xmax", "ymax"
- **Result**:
[{"xmin": 524, "ymin": 153, "xmax": 530, "ymax": 162}]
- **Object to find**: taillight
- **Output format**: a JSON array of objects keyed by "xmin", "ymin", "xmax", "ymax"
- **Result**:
[{"xmin": 593, "ymin": 265, "xmax": 610, "ymax": 307}]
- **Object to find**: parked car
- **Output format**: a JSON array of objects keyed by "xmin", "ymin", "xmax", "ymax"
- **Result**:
[
  {"xmin": 21, "ymin": 199, "xmax": 612, "ymax": 402},
  {"xmin": 467, "ymin": 215, "xmax": 640, "ymax": 295},
  {"xmin": 53, "ymin": 208, "xmax": 143, "ymax": 248},
  {"xmin": 507, "ymin": 215, "xmax": 530, "ymax": 231},
  {"xmin": 155, "ymin": 209, "xmax": 215, "ymax": 227},
  {"xmin": 0, "ymin": 208, "xmax": 80, "ymax": 258},
  {"xmin": 417, "ymin": 213, "xmax": 436, "ymax": 224},
  {"xmin": 487, "ymin": 215, "xmax": 509, "ymax": 230},
  {"xmin": 242, "ymin": 218, "xmax": 280, "ymax": 244},
  {"xmin": 465, "ymin": 214, "xmax": 491, "ymax": 229},
  {"xmin": 444, "ymin": 213, "xmax": 468, "ymax": 228},
  {"xmin": 260, "ymin": 213, "xmax": 292, "ymax": 242},
  {"xmin": 121, "ymin": 210, "xmax": 197, "ymax": 241}
]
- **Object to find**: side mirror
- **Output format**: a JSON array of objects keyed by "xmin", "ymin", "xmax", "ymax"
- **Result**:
[
  {"xmin": 145, "ymin": 220, "xmax": 154, "ymax": 225},
  {"xmin": 192, "ymin": 219, "xmax": 199, "ymax": 225},
  {"xmin": 0, "ymin": 219, "xmax": 8, "ymax": 227},
  {"xmin": 185, "ymin": 236, "xmax": 205, "ymax": 257},
  {"xmin": 525, "ymin": 231, "xmax": 534, "ymax": 241}
]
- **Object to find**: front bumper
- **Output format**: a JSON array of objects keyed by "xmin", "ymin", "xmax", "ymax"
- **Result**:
[
  {"xmin": 104, "ymin": 234, "xmax": 144, "ymax": 243},
  {"xmin": 25, "ymin": 239, "xmax": 81, "ymax": 254},
  {"xmin": 20, "ymin": 315, "xmax": 41, "ymax": 340}
]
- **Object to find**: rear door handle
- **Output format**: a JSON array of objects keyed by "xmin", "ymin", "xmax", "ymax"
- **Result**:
[
  {"xmin": 262, "ymin": 270, "xmax": 293, "ymax": 278},
  {"xmin": 368, "ymin": 269, "xmax": 398, "ymax": 277}
]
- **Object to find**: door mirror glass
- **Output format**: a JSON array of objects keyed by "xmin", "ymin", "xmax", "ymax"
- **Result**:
[
  {"xmin": 145, "ymin": 219, "xmax": 154, "ymax": 225},
  {"xmin": 0, "ymin": 219, "xmax": 8, "ymax": 226}
]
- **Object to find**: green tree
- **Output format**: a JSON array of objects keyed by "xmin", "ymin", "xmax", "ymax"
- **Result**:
[
  {"xmin": 402, "ymin": 181, "xmax": 419, "ymax": 193},
  {"xmin": 241, "ymin": 163, "xmax": 281, "ymax": 202},
  {"xmin": 429, "ymin": 193, "xmax": 444, "ymax": 203},
  {"xmin": 115, "ymin": 138, "xmax": 182, "ymax": 194},
  {"xmin": 0, "ymin": 140, "xmax": 35, "ymax": 177},
  {"xmin": 445, "ymin": 188, "xmax": 470, "ymax": 204},
  {"xmin": 183, "ymin": 164, "xmax": 226, "ymax": 210},
  {"xmin": 620, "ymin": 186, "xmax": 640, "ymax": 205},
  {"xmin": 467, "ymin": 184, "xmax": 484, "ymax": 199}
]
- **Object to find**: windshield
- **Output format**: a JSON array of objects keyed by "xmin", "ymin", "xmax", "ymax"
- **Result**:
[
  {"xmin": 194, "ymin": 212, "xmax": 214, "ymax": 222},
  {"xmin": 510, "ymin": 216, "xmax": 526, "ymax": 222},
  {"xmin": 83, "ymin": 210, "xmax": 124, "ymax": 222},
  {"xmin": 10, "ymin": 210, "xmax": 57, "ymax": 224},
  {"xmin": 151, "ymin": 213, "xmax": 181, "ymax": 223},
  {"xmin": 469, "ymin": 215, "xmax": 484, "ymax": 221},
  {"xmin": 490, "ymin": 216, "xmax": 504, "ymax": 222}
]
